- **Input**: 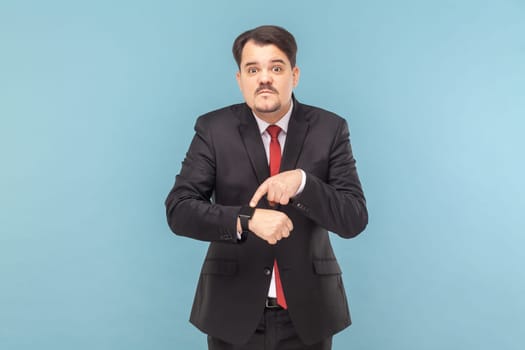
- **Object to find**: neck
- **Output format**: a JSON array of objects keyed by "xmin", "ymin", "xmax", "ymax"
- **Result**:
[{"xmin": 255, "ymin": 112, "xmax": 285, "ymax": 124}]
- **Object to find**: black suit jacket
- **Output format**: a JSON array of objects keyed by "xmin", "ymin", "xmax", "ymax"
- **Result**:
[{"xmin": 165, "ymin": 98, "xmax": 368, "ymax": 345}]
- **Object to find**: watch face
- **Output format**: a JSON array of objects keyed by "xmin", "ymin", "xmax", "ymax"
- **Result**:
[
  {"xmin": 239, "ymin": 206, "xmax": 255, "ymax": 235},
  {"xmin": 239, "ymin": 206, "xmax": 255, "ymax": 218}
]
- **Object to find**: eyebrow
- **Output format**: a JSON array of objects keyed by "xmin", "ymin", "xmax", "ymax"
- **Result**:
[{"xmin": 243, "ymin": 59, "xmax": 287, "ymax": 68}]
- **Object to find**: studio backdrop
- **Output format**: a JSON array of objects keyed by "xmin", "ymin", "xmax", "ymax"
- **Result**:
[{"xmin": 1, "ymin": 0, "xmax": 524, "ymax": 349}]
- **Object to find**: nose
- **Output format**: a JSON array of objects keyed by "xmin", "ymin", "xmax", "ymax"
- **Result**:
[{"xmin": 258, "ymin": 69, "xmax": 273, "ymax": 84}]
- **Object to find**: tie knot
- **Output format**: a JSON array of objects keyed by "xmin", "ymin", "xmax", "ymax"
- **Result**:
[{"xmin": 267, "ymin": 125, "xmax": 281, "ymax": 139}]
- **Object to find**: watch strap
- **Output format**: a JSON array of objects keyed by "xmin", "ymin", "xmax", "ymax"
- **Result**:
[{"xmin": 238, "ymin": 206, "xmax": 255, "ymax": 233}]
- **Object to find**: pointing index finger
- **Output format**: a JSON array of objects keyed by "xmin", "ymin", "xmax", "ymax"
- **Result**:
[{"xmin": 249, "ymin": 181, "xmax": 269, "ymax": 207}]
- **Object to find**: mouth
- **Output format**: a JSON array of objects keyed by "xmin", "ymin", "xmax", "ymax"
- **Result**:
[{"xmin": 256, "ymin": 89, "xmax": 276, "ymax": 95}]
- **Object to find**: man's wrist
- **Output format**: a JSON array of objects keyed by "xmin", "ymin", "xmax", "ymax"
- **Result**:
[
  {"xmin": 236, "ymin": 218, "xmax": 242, "ymax": 234},
  {"xmin": 238, "ymin": 206, "xmax": 255, "ymax": 233},
  {"xmin": 237, "ymin": 206, "xmax": 255, "ymax": 242},
  {"xmin": 295, "ymin": 169, "xmax": 306, "ymax": 196}
]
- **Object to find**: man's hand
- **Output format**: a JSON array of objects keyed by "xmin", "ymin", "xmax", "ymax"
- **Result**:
[
  {"xmin": 249, "ymin": 209, "xmax": 293, "ymax": 245},
  {"xmin": 249, "ymin": 169, "xmax": 302, "ymax": 208}
]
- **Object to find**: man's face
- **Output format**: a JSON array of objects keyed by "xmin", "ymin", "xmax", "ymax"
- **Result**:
[{"xmin": 236, "ymin": 40, "xmax": 300, "ymax": 123}]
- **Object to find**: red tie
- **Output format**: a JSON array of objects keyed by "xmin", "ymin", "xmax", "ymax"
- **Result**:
[{"xmin": 266, "ymin": 125, "xmax": 287, "ymax": 309}]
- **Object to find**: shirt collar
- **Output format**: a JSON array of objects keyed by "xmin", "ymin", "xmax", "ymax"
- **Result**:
[{"xmin": 252, "ymin": 100, "xmax": 293, "ymax": 135}]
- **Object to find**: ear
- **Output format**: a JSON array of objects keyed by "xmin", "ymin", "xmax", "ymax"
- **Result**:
[
  {"xmin": 236, "ymin": 71, "xmax": 241, "ymax": 89},
  {"xmin": 292, "ymin": 66, "xmax": 300, "ymax": 88}
]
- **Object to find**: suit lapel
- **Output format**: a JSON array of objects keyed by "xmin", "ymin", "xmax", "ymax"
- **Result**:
[
  {"xmin": 237, "ymin": 106, "xmax": 270, "ymax": 185},
  {"xmin": 281, "ymin": 102, "xmax": 309, "ymax": 172}
]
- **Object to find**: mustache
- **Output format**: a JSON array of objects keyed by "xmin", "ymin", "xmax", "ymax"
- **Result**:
[{"xmin": 256, "ymin": 85, "xmax": 278, "ymax": 94}]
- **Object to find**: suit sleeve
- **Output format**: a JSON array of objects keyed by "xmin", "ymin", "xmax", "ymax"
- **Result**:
[
  {"xmin": 164, "ymin": 117, "xmax": 240, "ymax": 243},
  {"xmin": 291, "ymin": 119, "xmax": 368, "ymax": 238}
]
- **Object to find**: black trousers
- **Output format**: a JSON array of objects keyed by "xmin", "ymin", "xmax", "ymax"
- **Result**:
[{"xmin": 207, "ymin": 308, "xmax": 332, "ymax": 350}]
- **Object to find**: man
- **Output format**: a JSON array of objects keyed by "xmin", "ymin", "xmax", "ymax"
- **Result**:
[{"xmin": 165, "ymin": 25, "xmax": 368, "ymax": 350}]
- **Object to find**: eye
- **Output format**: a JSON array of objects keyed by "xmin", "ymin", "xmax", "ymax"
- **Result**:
[
  {"xmin": 272, "ymin": 66, "xmax": 283, "ymax": 73},
  {"xmin": 247, "ymin": 67, "xmax": 258, "ymax": 74}
]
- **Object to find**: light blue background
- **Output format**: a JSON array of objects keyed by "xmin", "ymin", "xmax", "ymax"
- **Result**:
[{"xmin": 1, "ymin": 0, "xmax": 524, "ymax": 349}]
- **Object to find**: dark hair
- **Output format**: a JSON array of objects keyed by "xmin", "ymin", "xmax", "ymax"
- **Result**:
[{"xmin": 232, "ymin": 25, "xmax": 297, "ymax": 68}]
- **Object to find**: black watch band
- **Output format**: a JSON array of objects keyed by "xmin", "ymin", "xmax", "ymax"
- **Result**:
[{"xmin": 238, "ymin": 206, "xmax": 255, "ymax": 233}]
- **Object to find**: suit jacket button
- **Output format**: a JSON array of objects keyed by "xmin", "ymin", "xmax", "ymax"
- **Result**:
[{"xmin": 263, "ymin": 267, "xmax": 271, "ymax": 276}]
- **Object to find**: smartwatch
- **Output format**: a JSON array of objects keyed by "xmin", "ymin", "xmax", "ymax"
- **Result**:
[{"xmin": 238, "ymin": 206, "xmax": 255, "ymax": 234}]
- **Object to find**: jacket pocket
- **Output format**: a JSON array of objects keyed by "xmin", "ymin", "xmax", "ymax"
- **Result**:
[
  {"xmin": 201, "ymin": 259, "xmax": 238, "ymax": 275},
  {"xmin": 313, "ymin": 259, "xmax": 342, "ymax": 275}
]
